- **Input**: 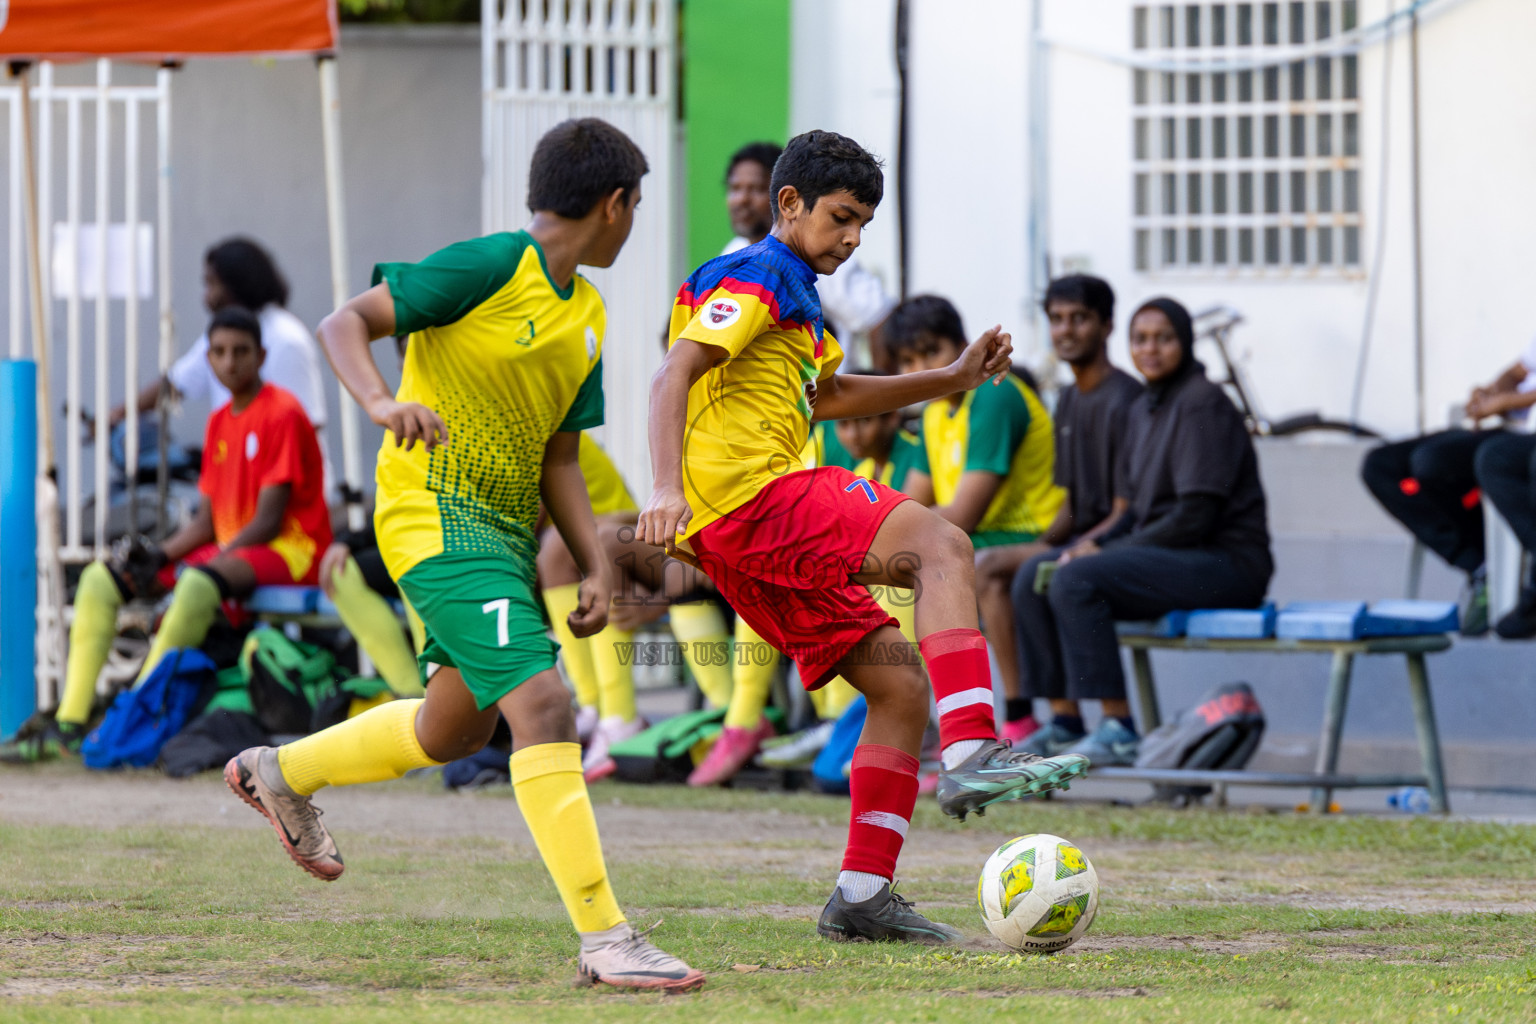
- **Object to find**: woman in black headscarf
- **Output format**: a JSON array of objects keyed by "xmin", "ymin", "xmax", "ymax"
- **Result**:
[{"xmin": 1009, "ymin": 297, "xmax": 1273, "ymax": 766}]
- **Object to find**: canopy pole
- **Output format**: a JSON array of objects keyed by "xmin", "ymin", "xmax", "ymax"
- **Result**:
[
  {"xmin": 1408, "ymin": 6, "xmax": 1426, "ymax": 434},
  {"xmin": 17, "ymin": 62, "xmax": 67, "ymax": 716},
  {"xmin": 317, "ymin": 56, "xmax": 366, "ymax": 534}
]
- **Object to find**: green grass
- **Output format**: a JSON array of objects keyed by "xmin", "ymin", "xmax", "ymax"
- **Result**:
[{"xmin": 2, "ymin": 774, "xmax": 1534, "ymax": 1022}]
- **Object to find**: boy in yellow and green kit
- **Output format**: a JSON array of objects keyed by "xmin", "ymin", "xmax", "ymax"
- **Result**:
[{"xmin": 224, "ymin": 119, "xmax": 703, "ymax": 993}]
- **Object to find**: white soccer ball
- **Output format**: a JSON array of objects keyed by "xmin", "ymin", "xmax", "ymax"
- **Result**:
[{"xmin": 976, "ymin": 832, "xmax": 1099, "ymax": 953}]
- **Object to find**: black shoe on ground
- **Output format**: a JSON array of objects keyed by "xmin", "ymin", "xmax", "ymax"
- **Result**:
[
  {"xmin": 1495, "ymin": 587, "xmax": 1536, "ymax": 640},
  {"xmin": 817, "ymin": 883, "xmax": 963, "ymax": 945}
]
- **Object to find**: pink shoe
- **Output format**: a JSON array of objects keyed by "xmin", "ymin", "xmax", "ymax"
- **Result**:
[
  {"xmin": 1001, "ymin": 716, "xmax": 1039, "ymax": 745},
  {"xmin": 584, "ymin": 756, "xmax": 618, "ymax": 783},
  {"xmin": 687, "ymin": 718, "xmax": 775, "ymax": 787}
]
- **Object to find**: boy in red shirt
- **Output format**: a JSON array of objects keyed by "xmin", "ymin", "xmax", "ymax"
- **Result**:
[
  {"xmin": 642, "ymin": 131, "xmax": 1089, "ymax": 944},
  {"xmin": 17, "ymin": 306, "xmax": 332, "ymax": 760}
]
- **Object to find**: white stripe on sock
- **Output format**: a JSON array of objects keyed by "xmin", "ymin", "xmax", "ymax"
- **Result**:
[
  {"xmin": 854, "ymin": 810, "xmax": 910, "ymax": 838},
  {"xmin": 936, "ymin": 687, "xmax": 993, "ymax": 716}
]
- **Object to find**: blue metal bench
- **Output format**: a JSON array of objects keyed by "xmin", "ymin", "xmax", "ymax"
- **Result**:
[{"xmin": 1109, "ymin": 600, "xmax": 1456, "ymax": 813}]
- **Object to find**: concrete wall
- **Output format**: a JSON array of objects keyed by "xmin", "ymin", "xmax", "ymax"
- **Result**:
[{"xmin": 792, "ymin": 0, "xmax": 1536, "ymax": 440}]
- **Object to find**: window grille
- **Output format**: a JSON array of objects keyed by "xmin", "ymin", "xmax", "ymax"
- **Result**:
[{"xmin": 1131, "ymin": 2, "xmax": 1363, "ymax": 274}]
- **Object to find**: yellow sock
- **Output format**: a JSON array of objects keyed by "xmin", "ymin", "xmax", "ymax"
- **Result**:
[
  {"xmin": 136, "ymin": 568, "xmax": 221, "ymax": 684},
  {"xmin": 811, "ymin": 675, "xmax": 861, "ymax": 720},
  {"xmin": 544, "ymin": 583, "xmax": 599, "ymax": 710},
  {"xmin": 725, "ymin": 619, "xmax": 776, "ymax": 730},
  {"xmin": 668, "ymin": 601, "xmax": 733, "ymax": 708},
  {"xmin": 510, "ymin": 743, "xmax": 626, "ymax": 934},
  {"xmin": 590, "ymin": 623, "xmax": 637, "ymax": 723},
  {"xmin": 276, "ymin": 698, "xmax": 441, "ymax": 796},
  {"xmin": 58, "ymin": 562, "xmax": 123, "ymax": 725},
  {"xmin": 330, "ymin": 556, "xmax": 423, "ymax": 697}
]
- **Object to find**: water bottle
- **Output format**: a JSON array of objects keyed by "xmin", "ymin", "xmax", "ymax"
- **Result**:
[{"xmin": 1387, "ymin": 786, "xmax": 1432, "ymax": 814}]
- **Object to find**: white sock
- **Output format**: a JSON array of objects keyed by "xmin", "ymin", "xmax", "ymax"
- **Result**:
[
  {"xmin": 941, "ymin": 738, "xmax": 986, "ymax": 770},
  {"xmin": 578, "ymin": 921, "xmax": 632, "ymax": 952},
  {"xmin": 836, "ymin": 870, "xmax": 888, "ymax": 903}
]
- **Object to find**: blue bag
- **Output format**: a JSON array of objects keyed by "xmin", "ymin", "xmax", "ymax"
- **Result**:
[
  {"xmin": 82, "ymin": 649, "xmax": 214, "ymax": 770},
  {"xmin": 811, "ymin": 696, "xmax": 867, "ymax": 795}
]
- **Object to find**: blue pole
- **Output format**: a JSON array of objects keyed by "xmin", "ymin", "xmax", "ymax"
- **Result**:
[{"xmin": 0, "ymin": 360, "xmax": 39, "ymax": 739}]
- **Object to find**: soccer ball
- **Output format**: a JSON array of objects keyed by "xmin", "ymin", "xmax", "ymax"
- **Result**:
[{"xmin": 976, "ymin": 833, "xmax": 1099, "ymax": 953}]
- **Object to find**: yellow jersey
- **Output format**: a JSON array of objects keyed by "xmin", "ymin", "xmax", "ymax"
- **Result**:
[
  {"xmin": 371, "ymin": 231, "xmax": 605, "ymax": 578},
  {"xmin": 669, "ymin": 235, "xmax": 843, "ymax": 540},
  {"xmin": 852, "ymin": 427, "xmax": 926, "ymax": 491},
  {"xmin": 921, "ymin": 374, "xmax": 1064, "ymax": 547},
  {"xmin": 579, "ymin": 432, "xmax": 637, "ymax": 517}
]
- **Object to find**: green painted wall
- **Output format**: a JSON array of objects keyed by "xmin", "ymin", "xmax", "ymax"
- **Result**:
[{"xmin": 682, "ymin": 0, "xmax": 792, "ymax": 271}]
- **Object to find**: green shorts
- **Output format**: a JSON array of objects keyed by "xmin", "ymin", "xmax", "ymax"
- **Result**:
[{"xmin": 398, "ymin": 551, "xmax": 557, "ymax": 710}]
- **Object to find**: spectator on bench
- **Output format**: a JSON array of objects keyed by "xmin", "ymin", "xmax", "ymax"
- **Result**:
[
  {"xmin": 112, "ymin": 237, "xmax": 333, "ymax": 495},
  {"xmin": 1009, "ymin": 297, "xmax": 1273, "ymax": 766},
  {"xmin": 1359, "ymin": 344, "xmax": 1536, "ymax": 635},
  {"xmin": 975, "ymin": 274, "xmax": 1142, "ymax": 742},
  {"xmin": 887, "ymin": 295, "xmax": 1066, "ymax": 739},
  {"xmin": 2, "ymin": 308, "xmax": 332, "ymax": 763},
  {"xmin": 1475, "ymin": 427, "xmax": 1536, "ymax": 639}
]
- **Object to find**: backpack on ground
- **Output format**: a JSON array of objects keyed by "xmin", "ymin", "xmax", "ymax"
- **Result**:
[
  {"xmin": 243, "ymin": 628, "xmax": 393, "ymax": 735},
  {"xmin": 158, "ymin": 709, "xmax": 271, "ymax": 778},
  {"xmin": 608, "ymin": 707, "xmax": 787, "ymax": 784},
  {"xmin": 81, "ymin": 649, "xmax": 215, "ymax": 770},
  {"xmin": 1133, "ymin": 681, "xmax": 1266, "ymax": 805}
]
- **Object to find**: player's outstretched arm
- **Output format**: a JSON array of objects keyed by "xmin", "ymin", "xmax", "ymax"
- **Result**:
[
  {"xmin": 811, "ymin": 325, "xmax": 1014, "ymax": 422},
  {"xmin": 542, "ymin": 431, "xmax": 611, "ymax": 639},
  {"xmin": 638, "ymin": 338, "xmax": 721, "ymax": 549},
  {"xmin": 317, "ymin": 283, "xmax": 448, "ymax": 452}
]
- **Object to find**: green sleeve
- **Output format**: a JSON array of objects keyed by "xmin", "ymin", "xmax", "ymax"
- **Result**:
[
  {"xmin": 963, "ymin": 377, "xmax": 1030, "ymax": 476},
  {"xmin": 372, "ymin": 233, "xmax": 527, "ymax": 335},
  {"xmin": 890, "ymin": 429, "xmax": 927, "ymax": 489},
  {"xmin": 558, "ymin": 356, "xmax": 605, "ymax": 431}
]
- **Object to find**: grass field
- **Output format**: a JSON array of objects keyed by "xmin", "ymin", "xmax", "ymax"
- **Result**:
[{"xmin": 2, "ymin": 765, "xmax": 1534, "ymax": 1023}]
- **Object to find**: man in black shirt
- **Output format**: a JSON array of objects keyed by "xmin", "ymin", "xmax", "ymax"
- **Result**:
[{"xmin": 976, "ymin": 275, "xmax": 1141, "ymax": 742}]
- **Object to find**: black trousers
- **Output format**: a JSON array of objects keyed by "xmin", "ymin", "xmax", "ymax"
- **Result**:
[
  {"xmin": 1009, "ymin": 546, "xmax": 1268, "ymax": 702},
  {"xmin": 1475, "ymin": 431, "xmax": 1536, "ymax": 558},
  {"xmin": 1360, "ymin": 430, "xmax": 1499, "ymax": 575}
]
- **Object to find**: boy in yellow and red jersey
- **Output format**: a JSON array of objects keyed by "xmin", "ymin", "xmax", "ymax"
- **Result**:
[
  {"xmin": 641, "ymin": 130, "xmax": 1088, "ymax": 945},
  {"xmin": 223, "ymin": 120, "xmax": 702, "ymax": 992},
  {"xmin": 4, "ymin": 307, "xmax": 332, "ymax": 764}
]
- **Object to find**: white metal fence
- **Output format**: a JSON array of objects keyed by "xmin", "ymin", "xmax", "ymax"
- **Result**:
[
  {"xmin": 482, "ymin": 0, "xmax": 678, "ymax": 496},
  {"xmin": 2, "ymin": 60, "xmax": 174, "ymax": 709}
]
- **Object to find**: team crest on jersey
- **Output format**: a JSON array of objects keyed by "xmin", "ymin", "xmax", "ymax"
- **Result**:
[
  {"xmin": 512, "ymin": 319, "xmax": 536, "ymax": 347},
  {"xmin": 245, "ymin": 433, "xmax": 260, "ymax": 461},
  {"xmin": 704, "ymin": 298, "xmax": 742, "ymax": 330},
  {"xmin": 585, "ymin": 325, "xmax": 598, "ymax": 360}
]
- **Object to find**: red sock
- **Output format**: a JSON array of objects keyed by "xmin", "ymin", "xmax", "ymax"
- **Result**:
[
  {"xmin": 919, "ymin": 627, "xmax": 997, "ymax": 748},
  {"xmin": 841, "ymin": 744, "xmax": 920, "ymax": 878}
]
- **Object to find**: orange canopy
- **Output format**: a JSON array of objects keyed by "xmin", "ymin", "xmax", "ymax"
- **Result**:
[{"xmin": 0, "ymin": 0, "xmax": 338, "ymax": 61}]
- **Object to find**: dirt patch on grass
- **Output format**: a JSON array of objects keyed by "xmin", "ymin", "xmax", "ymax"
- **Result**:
[{"xmin": 951, "ymin": 986, "xmax": 1153, "ymax": 998}]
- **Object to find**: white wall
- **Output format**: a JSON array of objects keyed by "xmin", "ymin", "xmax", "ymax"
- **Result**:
[{"xmin": 792, "ymin": 0, "xmax": 1536, "ymax": 438}]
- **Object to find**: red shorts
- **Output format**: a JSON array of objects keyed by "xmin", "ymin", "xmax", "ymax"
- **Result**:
[
  {"xmin": 155, "ymin": 543, "xmax": 318, "ymax": 591},
  {"xmin": 691, "ymin": 466, "xmax": 910, "ymax": 689}
]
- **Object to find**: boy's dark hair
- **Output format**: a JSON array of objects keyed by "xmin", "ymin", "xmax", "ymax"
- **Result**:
[
  {"xmin": 208, "ymin": 306, "xmax": 263, "ymax": 349},
  {"xmin": 527, "ymin": 118, "xmax": 649, "ymax": 218},
  {"xmin": 725, "ymin": 141, "xmax": 783, "ymax": 181},
  {"xmin": 205, "ymin": 238, "xmax": 289, "ymax": 310},
  {"xmin": 883, "ymin": 295, "xmax": 965, "ymax": 356},
  {"xmin": 769, "ymin": 130, "xmax": 883, "ymax": 222},
  {"xmin": 1042, "ymin": 274, "xmax": 1115, "ymax": 323}
]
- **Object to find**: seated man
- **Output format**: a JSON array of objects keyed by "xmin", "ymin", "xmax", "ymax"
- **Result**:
[
  {"xmin": 1010, "ymin": 298, "xmax": 1273, "ymax": 765},
  {"xmin": 1360, "ymin": 343, "xmax": 1536, "ymax": 635},
  {"xmin": 976, "ymin": 275, "xmax": 1142, "ymax": 741},
  {"xmin": 1475, "ymin": 425, "xmax": 1536, "ymax": 638},
  {"xmin": 887, "ymin": 294, "xmax": 1065, "ymax": 720},
  {"xmin": 3, "ymin": 307, "xmax": 331, "ymax": 762}
]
